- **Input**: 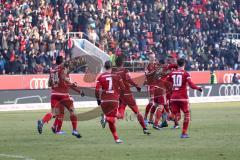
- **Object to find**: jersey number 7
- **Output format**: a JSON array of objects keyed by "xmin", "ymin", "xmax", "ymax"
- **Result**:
[{"xmin": 106, "ymin": 77, "xmax": 113, "ymax": 91}]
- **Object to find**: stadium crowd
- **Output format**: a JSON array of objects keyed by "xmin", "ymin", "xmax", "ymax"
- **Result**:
[{"xmin": 0, "ymin": 0, "xmax": 239, "ymax": 74}]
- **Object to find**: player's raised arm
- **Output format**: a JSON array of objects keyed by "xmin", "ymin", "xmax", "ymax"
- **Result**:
[
  {"xmin": 48, "ymin": 74, "xmax": 53, "ymax": 87},
  {"xmin": 125, "ymin": 70, "xmax": 140, "ymax": 88}
]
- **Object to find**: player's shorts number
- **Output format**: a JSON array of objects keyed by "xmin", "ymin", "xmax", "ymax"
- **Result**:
[{"xmin": 172, "ymin": 75, "xmax": 182, "ymax": 87}]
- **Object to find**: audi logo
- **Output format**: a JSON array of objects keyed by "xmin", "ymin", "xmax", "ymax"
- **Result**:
[
  {"xmin": 223, "ymin": 73, "xmax": 240, "ymax": 83},
  {"xmin": 219, "ymin": 84, "xmax": 240, "ymax": 96},
  {"xmin": 30, "ymin": 78, "xmax": 49, "ymax": 89}
]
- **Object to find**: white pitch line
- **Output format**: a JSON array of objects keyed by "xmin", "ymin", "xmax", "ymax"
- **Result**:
[{"xmin": 0, "ymin": 154, "xmax": 35, "ymax": 160}]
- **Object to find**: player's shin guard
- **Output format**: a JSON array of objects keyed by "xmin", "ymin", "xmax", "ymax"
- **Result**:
[
  {"xmin": 70, "ymin": 114, "xmax": 78, "ymax": 131},
  {"xmin": 144, "ymin": 102, "xmax": 153, "ymax": 120},
  {"xmin": 182, "ymin": 112, "xmax": 190, "ymax": 134},
  {"xmin": 42, "ymin": 112, "xmax": 53, "ymax": 124},
  {"xmin": 117, "ymin": 103, "xmax": 126, "ymax": 119},
  {"xmin": 154, "ymin": 106, "xmax": 164, "ymax": 126},
  {"xmin": 56, "ymin": 114, "xmax": 64, "ymax": 132},
  {"xmin": 149, "ymin": 106, "xmax": 156, "ymax": 122},
  {"xmin": 106, "ymin": 117, "xmax": 119, "ymax": 141}
]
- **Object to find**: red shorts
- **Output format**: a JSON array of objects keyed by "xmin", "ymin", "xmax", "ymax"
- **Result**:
[
  {"xmin": 154, "ymin": 95, "xmax": 166, "ymax": 106},
  {"xmin": 120, "ymin": 93, "xmax": 136, "ymax": 107},
  {"xmin": 170, "ymin": 101, "xmax": 189, "ymax": 114},
  {"xmin": 51, "ymin": 94, "xmax": 74, "ymax": 113},
  {"xmin": 101, "ymin": 101, "xmax": 118, "ymax": 117}
]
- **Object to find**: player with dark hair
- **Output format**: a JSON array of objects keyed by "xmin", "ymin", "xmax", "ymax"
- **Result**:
[
  {"xmin": 95, "ymin": 61, "xmax": 125, "ymax": 143},
  {"xmin": 113, "ymin": 56, "xmax": 151, "ymax": 135},
  {"xmin": 168, "ymin": 58, "xmax": 202, "ymax": 138},
  {"xmin": 37, "ymin": 56, "xmax": 85, "ymax": 138}
]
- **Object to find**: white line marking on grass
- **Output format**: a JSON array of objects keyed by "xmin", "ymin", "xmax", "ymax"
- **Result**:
[{"xmin": 0, "ymin": 153, "xmax": 35, "ymax": 160}]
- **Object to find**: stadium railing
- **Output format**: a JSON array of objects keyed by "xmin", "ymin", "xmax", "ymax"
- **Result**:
[{"xmin": 124, "ymin": 61, "xmax": 148, "ymax": 72}]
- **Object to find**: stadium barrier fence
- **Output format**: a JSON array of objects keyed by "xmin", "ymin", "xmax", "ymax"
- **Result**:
[{"xmin": 0, "ymin": 83, "xmax": 240, "ymax": 111}]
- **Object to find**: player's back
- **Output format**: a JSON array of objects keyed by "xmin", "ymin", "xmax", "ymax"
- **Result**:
[
  {"xmin": 169, "ymin": 69, "xmax": 190, "ymax": 100},
  {"xmin": 97, "ymin": 72, "xmax": 123, "ymax": 100},
  {"xmin": 146, "ymin": 62, "xmax": 159, "ymax": 73},
  {"xmin": 113, "ymin": 67, "xmax": 131, "ymax": 93},
  {"xmin": 50, "ymin": 65, "xmax": 69, "ymax": 94}
]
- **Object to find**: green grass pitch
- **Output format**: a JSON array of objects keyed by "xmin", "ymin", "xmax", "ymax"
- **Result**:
[{"xmin": 0, "ymin": 102, "xmax": 240, "ymax": 160}]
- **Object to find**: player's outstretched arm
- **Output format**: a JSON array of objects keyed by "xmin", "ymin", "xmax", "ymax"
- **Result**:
[
  {"xmin": 187, "ymin": 77, "xmax": 202, "ymax": 92},
  {"xmin": 125, "ymin": 70, "xmax": 141, "ymax": 91},
  {"xmin": 48, "ymin": 76, "xmax": 53, "ymax": 87}
]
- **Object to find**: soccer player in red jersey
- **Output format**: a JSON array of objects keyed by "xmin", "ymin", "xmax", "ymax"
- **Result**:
[
  {"xmin": 168, "ymin": 58, "xmax": 202, "ymax": 138},
  {"xmin": 150, "ymin": 59, "xmax": 177, "ymax": 129},
  {"xmin": 37, "ymin": 56, "xmax": 83, "ymax": 138},
  {"xmin": 113, "ymin": 56, "xmax": 151, "ymax": 135},
  {"xmin": 95, "ymin": 61, "xmax": 125, "ymax": 143},
  {"xmin": 144, "ymin": 53, "xmax": 159, "ymax": 125}
]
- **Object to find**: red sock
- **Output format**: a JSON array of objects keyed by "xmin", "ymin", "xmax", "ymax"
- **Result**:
[
  {"xmin": 56, "ymin": 114, "xmax": 64, "ymax": 132},
  {"xmin": 154, "ymin": 106, "xmax": 164, "ymax": 126},
  {"xmin": 106, "ymin": 116, "xmax": 119, "ymax": 141},
  {"xmin": 137, "ymin": 113, "xmax": 146, "ymax": 129},
  {"xmin": 149, "ymin": 106, "xmax": 156, "ymax": 122},
  {"xmin": 117, "ymin": 103, "xmax": 126, "ymax": 119},
  {"xmin": 144, "ymin": 103, "xmax": 153, "ymax": 120},
  {"xmin": 70, "ymin": 115, "xmax": 78, "ymax": 131},
  {"xmin": 182, "ymin": 112, "xmax": 190, "ymax": 134},
  {"xmin": 52, "ymin": 118, "xmax": 59, "ymax": 129},
  {"xmin": 130, "ymin": 105, "xmax": 146, "ymax": 129},
  {"xmin": 42, "ymin": 112, "xmax": 53, "ymax": 124}
]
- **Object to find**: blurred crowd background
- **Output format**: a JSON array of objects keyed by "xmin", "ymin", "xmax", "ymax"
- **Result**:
[{"xmin": 0, "ymin": 0, "xmax": 239, "ymax": 74}]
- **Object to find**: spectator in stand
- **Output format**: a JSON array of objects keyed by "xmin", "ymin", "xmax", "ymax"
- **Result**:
[
  {"xmin": 232, "ymin": 73, "xmax": 239, "ymax": 84},
  {"xmin": 0, "ymin": 0, "xmax": 239, "ymax": 74}
]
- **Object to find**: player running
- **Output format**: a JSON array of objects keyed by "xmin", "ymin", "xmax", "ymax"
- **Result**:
[
  {"xmin": 95, "ymin": 61, "xmax": 125, "ymax": 143},
  {"xmin": 113, "ymin": 56, "xmax": 151, "ymax": 135},
  {"xmin": 144, "ymin": 53, "xmax": 159, "ymax": 126},
  {"xmin": 168, "ymin": 58, "xmax": 202, "ymax": 138},
  {"xmin": 37, "ymin": 56, "xmax": 84, "ymax": 138}
]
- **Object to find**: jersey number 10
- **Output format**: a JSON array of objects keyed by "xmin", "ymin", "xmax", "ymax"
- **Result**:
[{"xmin": 172, "ymin": 75, "xmax": 182, "ymax": 87}]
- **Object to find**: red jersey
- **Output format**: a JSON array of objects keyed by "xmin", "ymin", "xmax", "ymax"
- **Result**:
[
  {"xmin": 145, "ymin": 62, "xmax": 159, "ymax": 85},
  {"xmin": 168, "ymin": 69, "xmax": 200, "ymax": 100},
  {"xmin": 113, "ymin": 67, "xmax": 138, "ymax": 94},
  {"xmin": 49, "ymin": 65, "xmax": 76, "ymax": 95},
  {"xmin": 154, "ymin": 64, "xmax": 178, "ymax": 96},
  {"xmin": 95, "ymin": 72, "xmax": 125, "ymax": 101},
  {"xmin": 146, "ymin": 62, "xmax": 159, "ymax": 74}
]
